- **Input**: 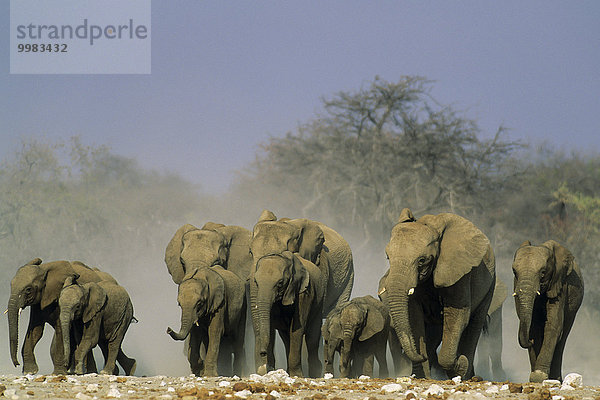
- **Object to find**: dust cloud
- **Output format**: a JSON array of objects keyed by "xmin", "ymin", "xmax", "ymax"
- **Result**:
[{"xmin": 1, "ymin": 138, "xmax": 598, "ymax": 385}]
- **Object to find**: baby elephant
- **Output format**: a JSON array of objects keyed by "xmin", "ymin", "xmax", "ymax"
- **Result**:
[
  {"xmin": 512, "ymin": 240, "xmax": 584, "ymax": 382},
  {"xmin": 167, "ymin": 266, "xmax": 246, "ymax": 376},
  {"xmin": 59, "ymin": 277, "xmax": 137, "ymax": 375},
  {"xmin": 322, "ymin": 295, "xmax": 389, "ymax": 378}
]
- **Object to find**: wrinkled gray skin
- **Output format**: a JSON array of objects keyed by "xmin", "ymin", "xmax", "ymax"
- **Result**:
[
  {"xmin": 165, "ymin": 222, "xmax": 252, "ymax": 285},
  {"xmin": 7, "ymin": 258, "xmax": 105, "ymax": 374},
  {"xmin": 59, "ymin": 278, "xmax": 136, "ymax": 375},
  {"xmin": 249, "ymin": 210, "xmax": 353, "ymax": 377},
  {"xmin": 512, "ymin": 240, "xmax": 584, "ymax": 383},
  {"xmin": 383, "ymin": 208, "xmax": 495, "ymax": 379},
  {"xmin": 377, "ymin": 272, "xmax": 413, "ymax": 377},
  {"xmin": 476, "ymin": 278, "xmax": 507, "ymax": 382},
  {"xmin": 167, "ymin": 266, "xmax": 246, "ymax": 377},
  {"xmin": 322, "ymin": 296, "xmax": 389, "ymax": 378},
  {"xmin": 250, "ymin": 250, "xmax": 325, "ymax": 377}
]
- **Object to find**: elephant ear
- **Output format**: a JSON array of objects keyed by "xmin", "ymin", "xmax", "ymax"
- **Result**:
[
  {"xmin": 205, "ymin": 268, "xmax": 226, "ymax": 314},
  {"xmin": 420, "ymin": 213, "xmax": 490, "ymax": 288},
  {"xmin": 41, "ymin": 261, "xmax": 79, "ymax": 310},
  {"xmin": 165, "ymin": 224, "xmax": 198, "ymax": 284},
  {"xmin": 359, "ymin": 306, "xmax": 385, "ymax": 341},
  {"xmin": 542, "ymin": 240, "xmax": 574, "ymax": 298},
  {"xmin": 287, "ymin": 219, "xmax": 324, "ymax": 264},
  {"xmin": 282, "ymin": 252, "xmax": 310, "ymax": 306},
  {"xmin": 258, "ymin": 209, "xmax": 277, "ymax": 223},
  {"xmin": 398, "ymin": 208, "xmax": 416, "ymax": 223},
  {"xmin": 216, "ymin": 225, "xmax": 251, "ymax": 269},
  {"xmin": 25, "ymin": 258, "xmax": 43, "ymax": 266},
  {"xmin": 83, "ymin": 282, "xmax": 107, "ymax": 324},
  {"xmin": 488, "ymin": 278, "xmax": 507, "ymax": 315},
  {"xmin": 201, "ymin": 221, "xmax": 226, "ymax": 230}
]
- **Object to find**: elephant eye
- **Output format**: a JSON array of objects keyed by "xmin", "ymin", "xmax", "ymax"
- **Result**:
[{"xmin": 417, "ymin": 256, "xmax": 428, "ymax": 266}]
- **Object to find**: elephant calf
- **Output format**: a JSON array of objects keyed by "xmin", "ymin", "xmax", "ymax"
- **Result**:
[
  {"xmin": 59, "ymin": 277, "xmax": 137, "ymax": 375},
  {"xmin": 512, "ymin": 240, "xmax": 584, "ymax": 382},
  {"xmin": 322, "ymin": 295, "xmax": 389, "ymax": 378},
  {"xmin": 167, "ymin": 266, "xmax": 246, "ymax": 377}
]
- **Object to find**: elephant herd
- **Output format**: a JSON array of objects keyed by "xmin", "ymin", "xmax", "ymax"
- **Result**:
[{"xmin": 6, "ymin": 208, "xmax": 584, "ymax": 384}]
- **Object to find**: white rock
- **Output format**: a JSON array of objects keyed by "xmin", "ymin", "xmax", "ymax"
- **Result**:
[
  {"xmin": 323, "ymin": 373, "xmax": 333, "ymax": 379},
  {"xmin": 159, "ymin": 380, "xmax": 166, "ymax": 387},
  {"xmin": 25, "ymin": 374, "xmax": 35, "ymax": 381},
  {"xmin": 159, "ymin": 395, "xmax": 172, "ymax": 400},
  {"xmin": 358, "ymin": 375, "xmax": 370, "ymax": 380},
  {"xmin": 75, "ymin": 392, "xmax": 93, "ymax": 400},
  {"xmin": 552, "ymin": 396, "xmax": 565, "ymax": 400},
  {"xmin": 67, "ymin": 376, "xmax": 80, "ymax": 384},
  {"xmin": 167, "ymin": 387, "xmax": 175, "ymax": 392},
  {"xmin": 84, "ymin": 373, "xmax": 98, "ymax": 377},
  {"xmin": 381, "ymin": 383, "xmax": 403, "ymax": 393},
  {"xmin": 563, "ymin": 373, "xmax": 583, "ymax": 388},
  {"xmin": 179, "ymin": 377, "xmax": 186, "ymax": 382},
  {"xmin": 128, "ymin": 390, "xmax": 135, "ymax": 394},
  {"xmin": 4, "ymin": 389, "xmax": 17, "ymax": 397},
  {"xmin": 424, "ymin": 384, "xmax": 444, "ymax": 396},
  {"xmin": 232, "ymin": 375, "xmax": 241, "ymax": 381},
  {"xmin": 108, "ymin": 375, "xmax": 118, "ymax": 382},
  {"xmin": 269, "ymin": 390, "xmax": 281, "ymax": 398},
  {"xmin": 485, "ymin": 385, "xmax": 499, "ymax": 394},
  {"xmin": 235, "ymin": 389, "xmax": 253, "ymax": 399},
  {"xmin": 560, "ymin": 383, "xmax": 575, "ymax": 391},
  {"xmin": 86, "ymin": 383, "xmax": 99, "ymax": 392},
  {"xmin": 219, "ymin": 380, "xmax": 231, "ymax": 387},
  {"xmin": 452, "ymin": 375, "xmax": 462, "ymax": 384},
  {"xmin": 404, "ymin": 389, "xmax": 418, "ymax": 397},
  {"xmin": 500, "ymin": 384, "xmax": 510, "ymax": 391},
  {"xmin": 284, "ymin": 377, "xmax": 295, "ymax": 385},
  {"xmin": 12, "ymin": 377, "xmax": 25, "ymax": 383},
  {"xmin": 396, "ymin": 376, "xmax": 412, "ymax": 384},
  {"xmin": 106, "ymin": 387, "xmax": 122, "ymax": 398},
  {"xmin": 543, "ymin": 379, "xmax": 562, "ymax": 387}
]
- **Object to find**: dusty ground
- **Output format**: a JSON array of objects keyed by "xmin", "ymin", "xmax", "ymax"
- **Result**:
[{"xmin": 1, "ymin": 370, "xmax": 599, "ymax": 400}]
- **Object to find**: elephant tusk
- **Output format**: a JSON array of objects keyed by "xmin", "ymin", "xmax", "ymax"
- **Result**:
[
  {"xmin": 536, "ymin": 291, "xmax": 541, "ymax": 296},
  {"xmin": 19, "ymin": 308, "xmax": 23, "ymax": 316},
  {"xmin": 378, "ymin": 287, "xmax": 386, "ymax": 295},
  {"xmin": 407, "ymin": 288, "xmax": 415, "ymax": 296},
  {"xmin": 3, "ymin": 309, "xmax": 7, "ymax": 314},
  {"xmin": 195, "ymin": 321, "xmax": 199, "ymax": 327},
  {"xmin": 513, "ymin": 292, "xmax": 517, "ymax": 297}
]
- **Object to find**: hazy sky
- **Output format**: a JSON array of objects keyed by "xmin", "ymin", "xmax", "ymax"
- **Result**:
[{"xmin": 2, "ymin": 2, "xmax": 599, "ymax": 193}]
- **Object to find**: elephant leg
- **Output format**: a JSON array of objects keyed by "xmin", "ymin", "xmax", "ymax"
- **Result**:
[
  {"xmin": 117, "ymin": 349, "xmax": 136, "ymax": 376},
  {"xmin": 204, "ymin": 312, "xmax": 225, "ymax": 377},
  {"xmin": 488, "ymin": 309, "xmax": 506, "ymax": 382},
  {"xmin": 75, "ymin": 321, "xmax": 101, "ymax": 375},
  {"xmin": 426, "ymin": 321, "xmax": 444, "ymax": 379},
  {"xmin": 438, "ymin": 305, "xmax": 470, "ymax": 378},
  {"xmin": 21, "ymin": 309, "xmax": 45, "ymax": 374},
  {"xmin": 217, "ymin": 340, "xmax": 233, "ymax": 377},
  {"xmin": 408, "ymin": 299, "xmax": 429, "ymax": 379},
  {"xmin": 389, "ymin": 331, "xmax": 410, "ymax": 377},
  {"xmin": 188, "ymin": 327, "xmax": 203, "ymax": 375},
  {"xmin": 232, "ymin": 305, "xmax": 247, "ymax": 377},
  {"xmin": 50, "ymin": 323, "xmax": 70, "ymax": 375},
  {"xmin": 530, "ymin": 300, "xmax": 565, "ymax": 382},
  {"xmin": 98, "ymin": 341, "xmax": 117, "ymax": 375},
  {"xmin": 374, "ymin": 339, "xmax": 388, "ymax": 378},
  {"xmin": 305, "ymin": 313, "xmax": 322, "ymax": 378},
  {"xmin": 287, "ymin": 326, "xmax": 304, "ymax": 377},
  {"xmin": 101, "ymin": 339, "xmax": 121, "ymax": 375},
  {"xmin": 549, "ymin": 311, "xmax": 576, "ymax": 381},
  {"xmin": 457, "ymin": 302, "xmax": 490, "ymax": 379},
  {"xmin": 362, "ymin": 352, "xmax": 375, "ymax": 378}
]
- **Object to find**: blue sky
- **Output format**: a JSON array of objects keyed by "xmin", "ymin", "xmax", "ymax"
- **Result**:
[{"xmin": 2, "ymin": 2, "xmax": 599, "ymax": 193}]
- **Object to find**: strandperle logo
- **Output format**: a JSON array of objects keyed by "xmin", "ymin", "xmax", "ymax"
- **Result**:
[{"xmin": 15, "ymin": 19, "xmax": 149, "ymax": 46}]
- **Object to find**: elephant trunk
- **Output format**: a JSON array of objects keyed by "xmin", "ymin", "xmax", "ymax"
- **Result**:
[
  {"xmin": 257, "ymin": 298, "xmax": 272, "ymax": 361},
  {"xmin": 7, "ymin": 294, "xmax": 22, "ymax": 367},
  {"xmin": 515, "ymin": 278, "xmax": 537, "ymax": 348},
  {"xmin": 386, "ymin": 273, "xmax": 426, "ymax": 363},
  {"xmin": 167, "ymin": 306, "xmax": 196, "ymax": 341},
  {"xmin": 60, "ymin": 306, "xmax": 73, "ymax": 369},
  {"xmin": 340, "ymin": 336, "xmax": 353, "ymax": 378}
]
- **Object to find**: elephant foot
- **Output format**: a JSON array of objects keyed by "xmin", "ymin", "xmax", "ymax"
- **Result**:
[
  {"xmin": 530, "ymin": 370, "xmax": 548, "ymax": 383},
  {"xmin": 125, "ymin": 360, "xmax": 136, "ymax": 376},
  {"xmin": 22, "ymin": 365, "xmax": 39, "ymax": 375},
  {"xmin": 454, "ymin": 355, "xmax": 469, "ymax": 378},
  {"xmin": 203, "ymin": 366, "xmax": 218, "ymax": 377},
  {"xmin": 257, "ymin": 364, "xmax": 268, "ymax": 376}
]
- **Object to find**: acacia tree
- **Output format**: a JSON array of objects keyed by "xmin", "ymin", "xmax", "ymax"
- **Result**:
[{"xmin": 239, "ymin": 76, "xmax": 521, "ymax": 246}]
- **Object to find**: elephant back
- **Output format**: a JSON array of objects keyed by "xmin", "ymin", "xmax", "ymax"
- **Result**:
[
  {"xmin": 215, "ymin": 225, "xmax": 252, "ymax": 282},
  {"xmin": 317, "ymin": 223, "xmax": 354, "ymax": 315},
  {"xmin": 70, "ymin": 261, "xmax": 104, "ymax": 284}
]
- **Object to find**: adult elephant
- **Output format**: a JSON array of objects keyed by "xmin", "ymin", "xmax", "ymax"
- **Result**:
[
  {"xmin": 512, "ymin": 240, "xmax": 583, "ymax": 383},
  {"xmin": 383, "ymin": 208, "xmax": 495, "ymax": 379},
  {"xmin": 250, "ymin": 250, "xmax": 325, "ymax": 377},
  {"xmin": 165, "ymin": 222, "xmax": 252, "ymax": 284},
  {"xmin": 7, "ymin": 258, "xmax": 104, "ymax": 374},
  {"xmin": 167, "ymin": 266, "xmax": 246, "ymax": 377},
  {"xmin": 476, "ymin": 278, "xmax": 507, "ymax": 381},
  {"xmin": 250, "ymin": 210, "xmax": 354, "ymax": 316}
]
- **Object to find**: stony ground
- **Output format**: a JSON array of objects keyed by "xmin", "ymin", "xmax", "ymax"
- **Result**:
[{"xmin": 1, "ymin": 370, "xmax": 599, "ymax": 400}]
